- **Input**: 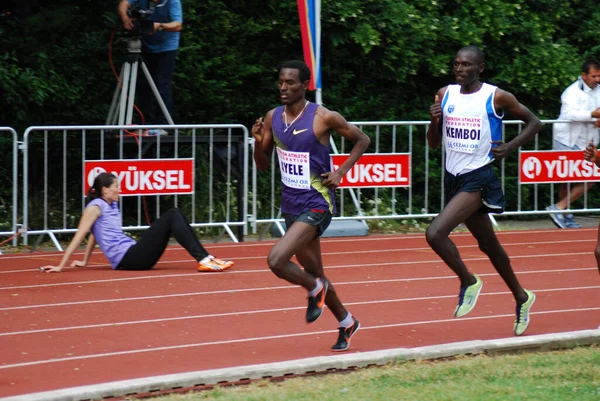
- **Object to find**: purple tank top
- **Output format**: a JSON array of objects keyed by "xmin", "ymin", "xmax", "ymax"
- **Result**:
[
  {"xmin": 271, "ymin": 102, "xmax": 336, "ymax": 215},
  {"xmin": 87, "ymin": 198, "xmax": 136, "ymax": 269}
]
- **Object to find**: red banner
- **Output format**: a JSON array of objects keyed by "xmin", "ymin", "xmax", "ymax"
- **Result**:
[
  {"xmin": 84, "ymin": 159, "xmax": 195, "ymax": 196},
  {"xmin": 331, "ymin": 153, "xmax": 411, "ymax": 188},
  {"xmin": 519, "ymin": 150, "xmax": 600, "ymax": 183}
]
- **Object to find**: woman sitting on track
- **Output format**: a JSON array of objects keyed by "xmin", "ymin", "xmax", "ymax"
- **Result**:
[{"xmin": 40, "ymin": 172, "xmax": 233, "ymax": 273}]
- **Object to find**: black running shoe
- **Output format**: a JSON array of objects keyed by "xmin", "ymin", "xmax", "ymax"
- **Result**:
[
  {"xmin": 306, "ymin": 279, "xmax": 328, "ymax": 323},
  {"xmin": 331, "ymin": 317, "xmax": 360, "ymax": 352}
]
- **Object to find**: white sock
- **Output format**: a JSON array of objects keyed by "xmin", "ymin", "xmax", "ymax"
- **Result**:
[
  {"xmin": 199, "ymin": 255, "xmax": 213, "ymax": 264},
  {"xmin": 339, "ymin": 312, "xmax": 354, "ymax": 328},
  {"xmin": 308, "ymin": 278, "xmax": 323, "ymax": 297}
]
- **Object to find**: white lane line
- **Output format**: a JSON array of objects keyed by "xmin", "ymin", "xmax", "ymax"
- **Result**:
[
  {"xmin": 1, "ymin": 250, "xmax": 596, "ymax": 289},
  {"xmin": 2, "ymin": 286, "xmax": 600, "ymax": 337},
  {"xmin": 0, "ymin": 271, "xmax": 597, "ymax": 311},
  {"xmin": 0, "ymin": 232, "xmax": 595, "ymax": 264},
  {"xmin": 2, "ymin": 305, "xmax": 599, "ymax": 370}
]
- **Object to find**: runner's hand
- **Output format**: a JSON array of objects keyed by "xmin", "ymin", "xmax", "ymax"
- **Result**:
[
  {"xmin": 70, "ymin": 260, "xmax": 87, "ymax": 268},
  {"xmin": 251, "ymin": 117, "xmax": 264, "ymax": 143},
  {"xmin": 40, "ymin": 265, "xmax": 63, "ymax": 273},
  {"xmin": 321, "ymin": 171, "xmax": 343, "ymax": 189},
  {"xmin": 490, "ymin": 140, "xmax": 511, "ymax": 161},
  {"xmin": 430, "ymin": 95, "xmax": 442, "ymax": 121}
]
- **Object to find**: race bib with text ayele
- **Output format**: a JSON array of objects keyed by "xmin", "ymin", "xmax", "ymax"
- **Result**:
[
  {"xmin": 277, "ymin": 148, "xmax": 311, "ymax": 189},
  {"xmin": 444, "ymin": 115, "xmax": 482, "ymax": 154}
]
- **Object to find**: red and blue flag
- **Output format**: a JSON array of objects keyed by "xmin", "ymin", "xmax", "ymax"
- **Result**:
[{"xmin": 297, "ymin": 0, "xmax": 321, "ymax": 92}]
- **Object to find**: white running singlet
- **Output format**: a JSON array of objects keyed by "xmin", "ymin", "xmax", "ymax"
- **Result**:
[{"xmin": 441, "ymin": 83, "xmax": 503, "ymax": 176}]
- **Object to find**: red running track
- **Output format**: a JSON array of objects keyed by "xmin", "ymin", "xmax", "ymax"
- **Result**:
[{"xmin": 1, "ymin": 228, "xmax": 600, "ymax": 398}]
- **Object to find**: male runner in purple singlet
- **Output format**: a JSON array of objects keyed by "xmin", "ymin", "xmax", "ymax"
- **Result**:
[{"xmin": 251, "ymin": 60, "xmax": 370, "ymax": 351}]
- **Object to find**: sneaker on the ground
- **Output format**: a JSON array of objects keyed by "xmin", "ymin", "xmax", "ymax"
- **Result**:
[
  {"xmin": 454, "ymin": 274, "xmax": 483, "ymax": 317},
  {"xmin": 146, "ymin": 129, "xmax": 169, "ymax": 136},
  {"xmin": 546, "ymin": 204, "xmax": 567, "ymax": 229},
  {"xmin": 197, "ymin": 255, "xmax": 233, "ymax": 272},
  {"xmin": 514, "ymin": 289, "xmax": 536, "ymax": 336},
  {"xmin": 331, "ymin": 317, "xmax": 360, "ymax": 352},
  {"xmin": 306, "ymin": 279, "xmax": 328, "ymax": 323},
  {"xmin": 564, "ymin": 214, "xmax": 582, "ymax": 228}
]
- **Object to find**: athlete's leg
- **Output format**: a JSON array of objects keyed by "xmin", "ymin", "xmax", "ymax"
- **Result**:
[
  {"xmin": 296, "ymin": 238, "xmax": 347, "ymax": 321},
  {"xmin": 425, "ymin": 191, "xmax": 483, "ymax": 286},
  {"xmin": 118, "ymin": 208, "xmax": 209, "ymax": 270},
  {"xmin": 142, "ymin": 208, "xmax": 209, "ymax": 260},
  {"xmin": 267, "ymin": 221, "xmax": 320, "ymax": 290},
  {"xmin": 463, "ymin": 212, "xmax": 527, "ymax": 303},
  {"xmin": 557, "ymin": 182, "xmax": 594, "ymax": 210},
  {"xmin": 117, "ymin": 221, "xmax": 170, "ymax": 270}
]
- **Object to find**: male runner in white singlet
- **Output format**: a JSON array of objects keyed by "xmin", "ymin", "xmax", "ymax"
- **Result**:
[{"xmin": 426, "ymin": 46, "xmax": 542, "ymax": 336}]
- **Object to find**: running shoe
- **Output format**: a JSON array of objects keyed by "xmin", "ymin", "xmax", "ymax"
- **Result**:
[
  {"xmin": 564, "ymin": 214, "xmax": 582, "ymax": 228},
  {"xmin": 306, "ymin": 278, "xmax": 328, "ymax": 323},
  {"xmin": 146, "ymin": 129, "xmax": 169, "ymax": 136},
  {"xmin": 454, "ymin": 274, "xmax": 483, "ymax": 317},
  {"xmin": 514, "ymin": 289, "xmax": 536, "ymax": 336},
  {"xmin": 331, "ymin": 317, "xmax": 360, "ymax": 352},
  {"xmin": 197, "ymin": 256, "xmax": 234, "ymax": 272},
  {"xmin": 546, "ymin": 204, "xmax": 567, "ymax": 229}
]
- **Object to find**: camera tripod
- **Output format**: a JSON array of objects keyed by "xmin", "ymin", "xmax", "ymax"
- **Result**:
[{"xmin": 106, "ymin": 38, "xmax": 174, "ymax": 126}]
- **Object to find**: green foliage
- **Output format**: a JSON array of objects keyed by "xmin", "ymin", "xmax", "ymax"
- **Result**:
[
  {"xmin": 2, "ymin": 0, "xmax": 600, "ymax": 227},
  {"xmin": 1, "ymin": 0, "xmax": 598, "ymax": 130}
]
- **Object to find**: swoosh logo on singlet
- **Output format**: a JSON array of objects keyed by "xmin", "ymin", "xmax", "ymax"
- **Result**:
[{"xmin": 293, "ymin": 128, "xmax": 308, "ymax": 135}]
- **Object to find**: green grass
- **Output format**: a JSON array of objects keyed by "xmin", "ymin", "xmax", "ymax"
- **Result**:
[{"xmin": 144, "ymin": 347, "xmax": 600, "ymax": 401}]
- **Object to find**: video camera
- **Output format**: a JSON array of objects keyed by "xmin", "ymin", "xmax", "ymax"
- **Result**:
[{"xmin": 124, "ymin": 4, "xmax": 154, "ymax": 36}]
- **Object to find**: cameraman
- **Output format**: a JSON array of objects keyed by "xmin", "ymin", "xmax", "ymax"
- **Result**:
[{"xmin": 117, "ymin": 0, "xmax": 183, "ymax": 132}]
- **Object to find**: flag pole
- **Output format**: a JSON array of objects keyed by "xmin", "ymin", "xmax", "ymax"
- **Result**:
[{"xmin": 315, "ymin": 0, "xmax": 322, "ymax": 105}]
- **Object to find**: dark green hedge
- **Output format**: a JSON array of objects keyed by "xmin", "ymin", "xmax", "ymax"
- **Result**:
[
  {"xmin": 2, "ymin": 0, "xmax": 599, "ymax": 130},
  {"xmin": 1, "ymin": 0, "xmax": 600, "ymax": 231}
]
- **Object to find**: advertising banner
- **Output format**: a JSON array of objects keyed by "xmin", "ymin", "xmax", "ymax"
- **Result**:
[
  {"xmin": 331, "ymin": 153, "xmax": 411, "ymax": 188},
  {"xmin": 519, "ymin": 150, "xmax": 600, "ymax": 184},
  {"xmin": 83, "ymin": 159, "xmax": 195, "ymax": 196}
]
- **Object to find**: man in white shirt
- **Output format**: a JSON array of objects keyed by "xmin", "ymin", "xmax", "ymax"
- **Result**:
[{"xmin": 547, "ymin": 59, "xmax": 600, "ymax": 228}]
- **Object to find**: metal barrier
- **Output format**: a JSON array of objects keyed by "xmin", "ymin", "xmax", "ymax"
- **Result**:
[
  {"xmin": 248, "ymin": 119, "xmax": 600, "ymax": 235},
  {"xmin": 4, "ymin": 119, "xmax": 599, "ymax": 249},
  {"xmin": 0, "ymin": 127, "xmax": 20, "ymax": 247},
  {"xmin": 21, "ymin": 124, "xmax": 249, "ymax": 249}
]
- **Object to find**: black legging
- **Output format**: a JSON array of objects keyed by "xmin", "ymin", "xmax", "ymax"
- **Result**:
[{"xmin": 117, "ymin": 208, "xmax": 209, "ymax": 270}]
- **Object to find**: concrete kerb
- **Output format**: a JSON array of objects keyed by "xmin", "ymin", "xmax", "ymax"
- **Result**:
[{"xmin": 7, "ymin": 329, "xmax": 600, "ymax": 401}]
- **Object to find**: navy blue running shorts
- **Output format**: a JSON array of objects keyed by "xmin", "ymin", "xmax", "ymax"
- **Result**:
[
  {"xmin": 284, "ymin": 209, "xmax": 332, "ymax": 237},
  {"xmin": 444, "ymin": 164, "xmax": 505, "ymax": 214}
]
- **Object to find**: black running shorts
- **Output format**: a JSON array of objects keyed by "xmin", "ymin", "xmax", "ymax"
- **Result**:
[
  {"xmin": 283, "ymin": 209, "xmax": 332, "ymax": 237},
  {"xmin": 444, "ymin": 164, "xmax": 505, "ymax": 214}
]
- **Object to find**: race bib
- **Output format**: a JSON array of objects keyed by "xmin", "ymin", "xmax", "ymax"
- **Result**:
[
  {"xmin": 444, "ymin": 115, "xmax": 483, "ymax": 154},
  {"xmin": 277, "ymin": 148, "xmax": 311, "ymax": 189}
]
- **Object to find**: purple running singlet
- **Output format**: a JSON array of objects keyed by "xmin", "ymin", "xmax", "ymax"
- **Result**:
[
  {"xmin": 87, "ymin": 198, "xmax": 135, "ymax": 269},
  {"xmin": 271, "ymin": 102, "xmax": 336, "ymax": 215}
]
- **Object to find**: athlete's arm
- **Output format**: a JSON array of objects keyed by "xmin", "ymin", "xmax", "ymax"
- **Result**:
[
  {"xmin": 317, "ymin": 107, "xmax": 371, "ymax": 189},
  {"xmin": 426, "ymin": 87, "xmax": 447, "ymax": 149},
  {"xmin": 491, "ymin": 89, "xmax": 542, "ymax": 160},
  {"xmin": 252, "ymin": 109, "xmax": 275, "ymax": 171},
  {"xmin": 40, "ymin": 206, "xmax": 101, "ymax": 273},
  {"xmin": 71, "ymin": 234, "xmax": 97, "ymax": 268}
]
